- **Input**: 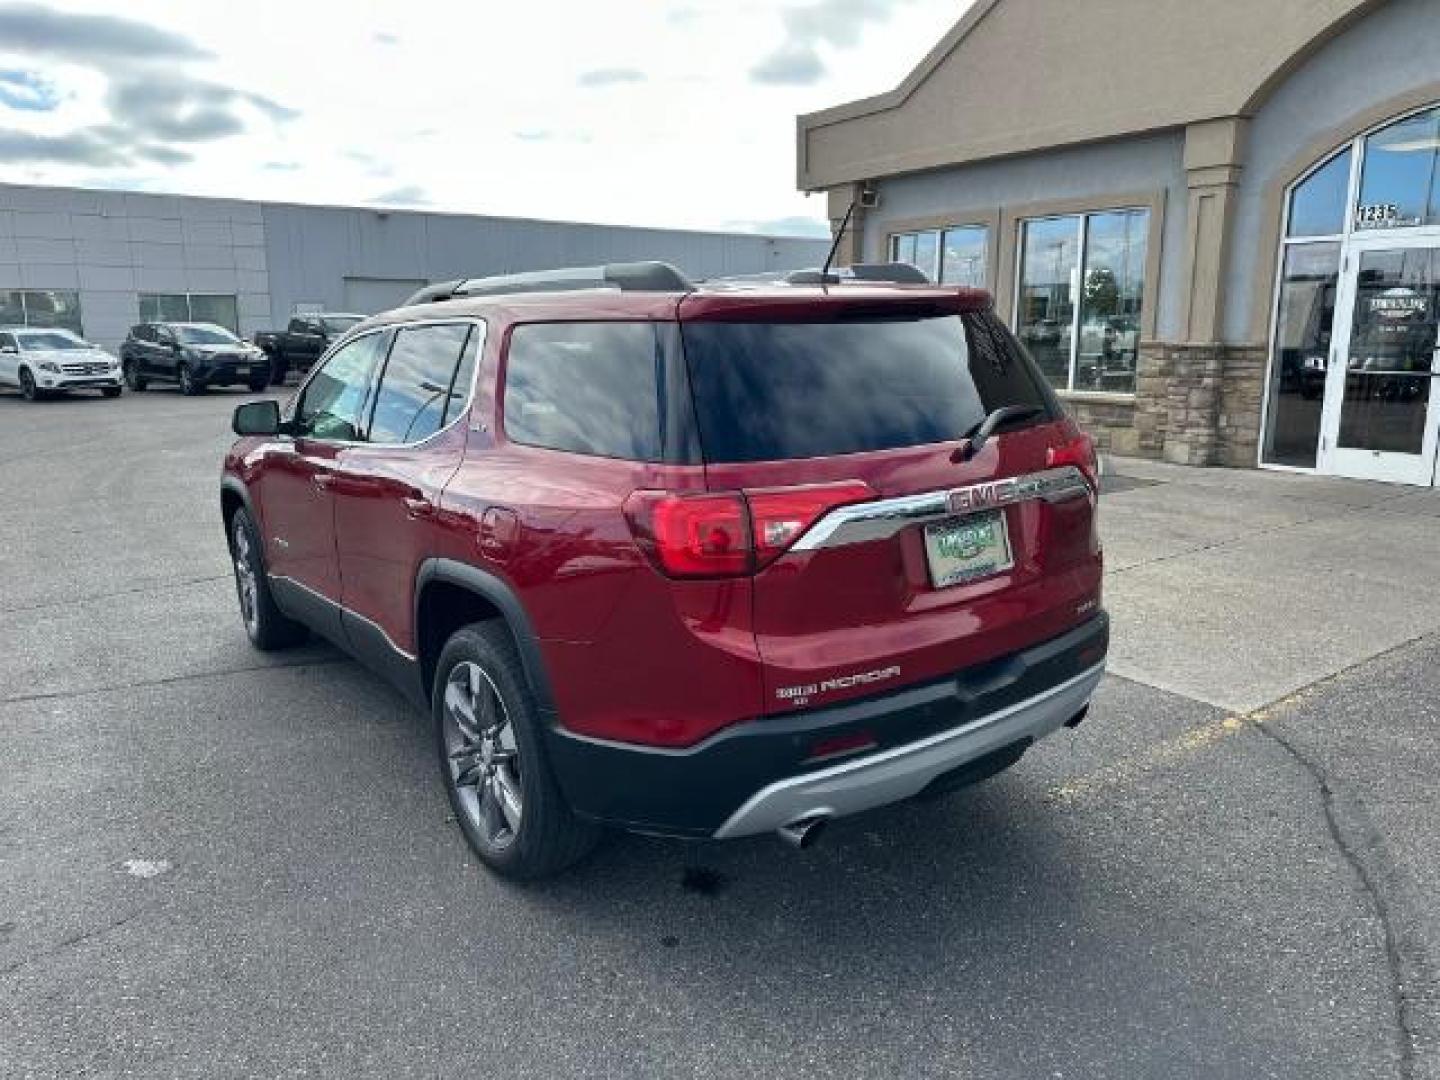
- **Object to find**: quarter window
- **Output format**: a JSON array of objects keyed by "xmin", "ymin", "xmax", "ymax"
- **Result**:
[
  {"xmin": 1016, "ymin": 208, "xmax": 1149, "ymax": 394},
  {"xmin": 367, "ymin": 323, "xmax": 475, "ymax": 445},
  {"xmin": 295, "ymin": 333, "xmax": 385, "ymax": 442},
  {"xmin": 503, "ymin": 322, "xmax": 676, "ymax": 461},
  {"xmin": 0, "ymin": 289, "xmax": 84, "ymax": 335}
]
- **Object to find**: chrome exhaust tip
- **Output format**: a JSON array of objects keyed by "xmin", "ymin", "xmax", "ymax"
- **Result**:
[{"xmin": 776, "ymin": 815, "xmax": 829, "ymax": 850}]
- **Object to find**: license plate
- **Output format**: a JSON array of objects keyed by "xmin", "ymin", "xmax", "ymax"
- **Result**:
[{"xmin": 924, "ymin": 510, "xmax": 1013, "ymax": 588}]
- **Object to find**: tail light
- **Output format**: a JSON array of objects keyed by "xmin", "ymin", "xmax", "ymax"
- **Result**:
[
  {"xmin": 624, "ymin": 481, "xmax": 875, "ymax": 579},
  {"xmin": 1047, "ymin": 430, "xmax": 1100, "ymax": 491}
]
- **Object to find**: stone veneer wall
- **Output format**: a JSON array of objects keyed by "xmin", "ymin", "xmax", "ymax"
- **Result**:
[{"xmin": 1061, "ymin": 341, "xmax": 1269, "ymax": 467}]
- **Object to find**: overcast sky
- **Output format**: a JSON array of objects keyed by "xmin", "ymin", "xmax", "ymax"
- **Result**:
[{"xmin": 0, "ymin": 0, "xmax": 966, "ymax": 236}]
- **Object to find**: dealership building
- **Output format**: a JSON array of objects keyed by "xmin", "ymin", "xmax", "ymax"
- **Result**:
[
  {"xmin": 0, "ymin": 182, "xmax": 826, "ymax": 355},
  {"xmin": 801, "ymin": 0, "xmax": 1440, "ymax": 486}
]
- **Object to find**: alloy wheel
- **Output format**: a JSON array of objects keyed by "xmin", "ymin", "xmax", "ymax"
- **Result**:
[
  {"xmin": 443, "ymin": 661, "xmax": 523, "ymax": 850},
  {"xmin": 231, "ymin": 518, "xmax": 260, "ymax": 637}
]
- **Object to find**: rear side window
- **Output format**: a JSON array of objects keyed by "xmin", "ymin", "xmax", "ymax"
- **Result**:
[
  {"xmin": 503, "ymin": 322, "xmax": 695, "ymax": 462},
  {"xmin": 367, "ymin": 323, "xmax": 475, "ymax": 445},
  {"xmin": 680, "ymin": 311, "xmax": 1056, "ymax": 463}
]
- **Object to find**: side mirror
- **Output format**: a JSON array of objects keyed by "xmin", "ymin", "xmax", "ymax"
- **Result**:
[{"xmin": 233, "ymin": 399, "xmax": 282, "ymax": 436}]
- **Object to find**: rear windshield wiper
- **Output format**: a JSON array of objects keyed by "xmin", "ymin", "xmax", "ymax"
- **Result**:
[{"xmin": 954, "ymin": 405, "xmax": 1046, "ymax": 462}]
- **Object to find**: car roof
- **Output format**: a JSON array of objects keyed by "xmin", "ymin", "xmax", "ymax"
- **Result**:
[{"xmin": 353, "ymin": 283, "xmax": 993, "ymax": 335}]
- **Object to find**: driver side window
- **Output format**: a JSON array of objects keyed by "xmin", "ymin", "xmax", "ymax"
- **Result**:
[{"xmin": 295, "ymin": 333, "xmax": 385, "ymax": 441}]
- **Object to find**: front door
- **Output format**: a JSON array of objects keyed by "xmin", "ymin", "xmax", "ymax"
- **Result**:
[{"xmin": 1321, "ymin": 239, "xmax": 1440, "ymax": 485}]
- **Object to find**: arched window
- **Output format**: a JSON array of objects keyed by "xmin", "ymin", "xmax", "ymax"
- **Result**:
[{"xmin": 1355, "ymin": 105, "xmax": 1440, "ymax": 230}]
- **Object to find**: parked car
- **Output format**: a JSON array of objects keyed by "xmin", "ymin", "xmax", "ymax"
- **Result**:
[
  {"xmin": 220, "ymin": 262, "xmax": 1107, "ymax": 880},
  {"xmin": 253, "ymin": 313, "xmax": 364, "ymax": 385},
  {"xmin": 0, "ymin": 326, "xmax": 123, "ymax": 400},
  {"xmin": 121, "ymin": 322, "xmax": 271, "ymax": 395}
]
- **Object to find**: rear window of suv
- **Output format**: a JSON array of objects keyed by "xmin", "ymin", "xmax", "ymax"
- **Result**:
[{"xmin": 680, "ymin": 310, "xmax": 1058, "ymax": 463}]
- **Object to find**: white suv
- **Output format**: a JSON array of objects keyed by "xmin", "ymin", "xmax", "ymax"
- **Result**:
[{"xmin": 0, "ymin": 327, "xmax": 124, "ymax": 401}]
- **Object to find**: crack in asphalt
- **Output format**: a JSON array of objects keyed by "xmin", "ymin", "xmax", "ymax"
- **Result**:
[
  {"xmin": 0, "ymin": 656, "xmax": 350, "ymax": 708},
  {"xmin": 0, "ymin": 908, "xmax": 149, "ymax": 979},
  {"xmin": 0, "ymin": 573, "xmax": 230, "ymax": 615},
  {"xmin": 1254, "ymin": 721, "xmax": 1425, "ymax": 1080}
]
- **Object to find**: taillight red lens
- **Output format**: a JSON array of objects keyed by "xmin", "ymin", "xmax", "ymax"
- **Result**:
[
  {"xmin": 624, "ymin": 491, "xmax": 750, "ymax": 578},
  {"xmin": 624, "ymin": 480, "xmax": 876, "ymax": 579},
  {"xmin": 1047, "ymin": 432, "xmax": 1100, "ymax": 491},
  {"xmin": 747, "ymin": 481, "xmax": 876, "ymax": 567}
]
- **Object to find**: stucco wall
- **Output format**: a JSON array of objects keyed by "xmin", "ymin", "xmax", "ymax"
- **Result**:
[
  {"xmin": 862, "ymin": 133, "xmax": 1188, "ymax": 340},
  {"xmin": 1226, "ymin": 0, "xmax": 1440, "ymax": 342}
]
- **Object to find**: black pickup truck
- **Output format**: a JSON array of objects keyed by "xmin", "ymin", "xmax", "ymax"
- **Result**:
[{"xmin": 253, "ymin": 313, "xmax": 364, "ymax": 384}]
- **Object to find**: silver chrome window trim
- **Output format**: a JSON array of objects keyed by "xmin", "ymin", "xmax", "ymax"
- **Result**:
[
  {"xmin": 791, "ymin": 465, "xmax": 1092, "ymax": 552},
  {"xmin": 289, "ymin": 316, "xmax": 486, "ymax": 451}
]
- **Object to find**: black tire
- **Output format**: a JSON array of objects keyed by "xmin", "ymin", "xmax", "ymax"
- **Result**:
[
  {"xmin": 101, "ymin": 386, "xmax": 122, "ymax": 399},
  {"xmin": 18, "ymin": 368, "xmax": 44, "ymax": 401},
  {"xmin": 228, "ymin": 507, "xmax": 308, "ymax": 651},
  {"xmin": 178, "ymin": 362, "xmax": 203, "ymax": 396},
  {"xmin": 434, "ymin": 622, "xmax": 600, "ymax": 880},
  {"xmin": 267, "ymin": 354, "xmax": 289, "ymax": 387},
  {"xmin": 247, "ymin": 375, "xmax": 270, "ymax": 393},
  {"xmin": 124, "ymin": 361, "xmax": 148, "ymax": 391}
]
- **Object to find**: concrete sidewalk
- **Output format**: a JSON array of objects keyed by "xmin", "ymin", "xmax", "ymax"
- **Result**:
[{"xmin": 1100, "ymin": 457, "xmax": 1440, "ymax": 713}]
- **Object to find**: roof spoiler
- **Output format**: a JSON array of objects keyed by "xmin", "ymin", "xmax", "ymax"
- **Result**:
[
  {"xmin": 786, "ymin": 262, "xmax": 932, "ymax": 286},
  {"xmin": 403, "ymin": 261, "xmax": 694, "ymax": 306}
]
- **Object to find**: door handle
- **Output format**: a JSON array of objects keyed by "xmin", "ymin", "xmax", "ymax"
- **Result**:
[
  {"xmin": 402, "ymin": 492, "xmax": 435, "ymax": 518},
  {"xmin": 312, "ymin": 473, "xmax": 334, "ymax": 491}
]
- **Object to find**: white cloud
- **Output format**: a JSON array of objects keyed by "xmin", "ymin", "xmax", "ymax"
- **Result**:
[{"xmin": 0, "ymin": 0, "xmax": 964, "ymax": 234}]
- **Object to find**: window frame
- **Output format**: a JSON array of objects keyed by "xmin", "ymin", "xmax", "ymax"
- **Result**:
[
  {"xmin": 886, "ymin": 219, "xmax": 993, "ymax": 287},
  {"xmin": 137, "ymin": 292, "xmax": 240, "ymax": 334},
  {"xmin": 1010, "ymin": 204, "xmax": 1153, "ymax": 396},
  {"xmin": 497, "ymin": 319, "xmax": 696, "ymax": 464},
  {"xmin": 1, "ymin": 289, "xmax": 85, "ymax": 336},
  {"xmin": 363, "ymin": 321, "xmax": 479, "ymax": 448},
  {"xmin": 287, "ymin": 317, "xmax": 485, "ymax": 448}
]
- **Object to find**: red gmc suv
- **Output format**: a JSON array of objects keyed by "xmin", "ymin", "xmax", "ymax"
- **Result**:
[{"xmin": 221, "ymin": 261, "xmax": 1107, "ymax": 879}]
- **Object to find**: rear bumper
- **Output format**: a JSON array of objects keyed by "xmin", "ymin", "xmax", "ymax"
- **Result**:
[{"xmin": 545, "ymin": 612, "xmax": 1108, "ymax": 838}]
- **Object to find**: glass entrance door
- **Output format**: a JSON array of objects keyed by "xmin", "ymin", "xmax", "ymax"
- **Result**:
[{"xmin": 1321, "ymin": 241, "xmax": 1440, "ymax": 485}]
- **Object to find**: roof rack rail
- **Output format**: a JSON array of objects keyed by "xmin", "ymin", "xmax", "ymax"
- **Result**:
[{"xmin": 404, "ymin": 261, "xmax": 694, "ymax": 306}]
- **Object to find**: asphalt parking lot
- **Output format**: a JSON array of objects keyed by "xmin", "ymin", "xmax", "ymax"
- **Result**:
[{"xmin": 3, "ymin": 385, "xmax": 1439, "ymax": 1079}]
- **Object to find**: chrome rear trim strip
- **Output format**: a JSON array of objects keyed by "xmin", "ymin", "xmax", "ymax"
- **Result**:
[{"xmin": 792, "ymin": 466, "xmax": 1091, "ymax": 552}]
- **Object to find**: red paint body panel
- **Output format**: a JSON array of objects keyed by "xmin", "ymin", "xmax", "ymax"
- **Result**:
[{"xmin": 224, "ymin": 284, "xmax": 1102, "ymax": 752}]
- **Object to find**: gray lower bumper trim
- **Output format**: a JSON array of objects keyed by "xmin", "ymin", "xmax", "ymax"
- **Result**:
[{"xmin": 713, "ymin": 662, "xmax": 1105, "ymax": 839}]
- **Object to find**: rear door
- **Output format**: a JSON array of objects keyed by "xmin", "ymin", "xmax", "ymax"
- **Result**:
[{"xmin": 679, "ymin": 300, "xmax": 1101, "ymax": 715}]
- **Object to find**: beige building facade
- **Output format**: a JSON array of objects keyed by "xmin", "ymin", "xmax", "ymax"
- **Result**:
[{"xmin": 799, "ymin": 0, "xmax": 1440, "ymax": 485}]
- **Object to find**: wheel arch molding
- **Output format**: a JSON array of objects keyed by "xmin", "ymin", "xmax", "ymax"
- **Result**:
[{"xmin": 414, "ymin": 558, "xmax": 557, "ymax": 717}]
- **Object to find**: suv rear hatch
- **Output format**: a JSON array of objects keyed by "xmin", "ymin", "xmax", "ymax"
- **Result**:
[{"xmin": 675, "ymin": 289, "xmax": 1102, "ymax": 716}]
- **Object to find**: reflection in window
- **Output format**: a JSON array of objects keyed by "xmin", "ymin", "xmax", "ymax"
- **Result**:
[
  {"xmin": 1338, "ymin": 248, "xmax": 1438, "ymax": 455},
  {"xmin": 1018, "ymin": 210, "xmax": 1149, "ymax": 394},
  {"xmin": 889, "ymin": 225, "xmax": 988, "ymax": 286},
  {"xmin": 1017, "ymin": 216, "xmax": 1078, "ymax": 390},
  {"xmin": 296, "ymin": 333, "xmax": 384, "ymax": 442},
  {"xmin": 1287, "ymin": 148, "xmax": 1352, "ymax": 237},
  {"xmin": 0, "ymin": 289, "xmax": 84, "ymax": 335},
  {"xmin": 1357, "ymin": 105, "xmax": 1440, "ymax": 230},
  {"xmin": 367, "ymin": 323, "xmax": 472, "ymax": 445},
  {"xmin": 1078, "ymin": 211, "xmax": 1147, "ymax": 393},
  {"xmin": 504, "ymin": 322, "xmax": 668, "ymax": 461},
  {"xmin": 1262, "ymin": 244, "xmax": 1339, "ymax": 468},
  {"xmin": 940, "ymin": 226, "xmax": 987, "ymax": 288}
]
